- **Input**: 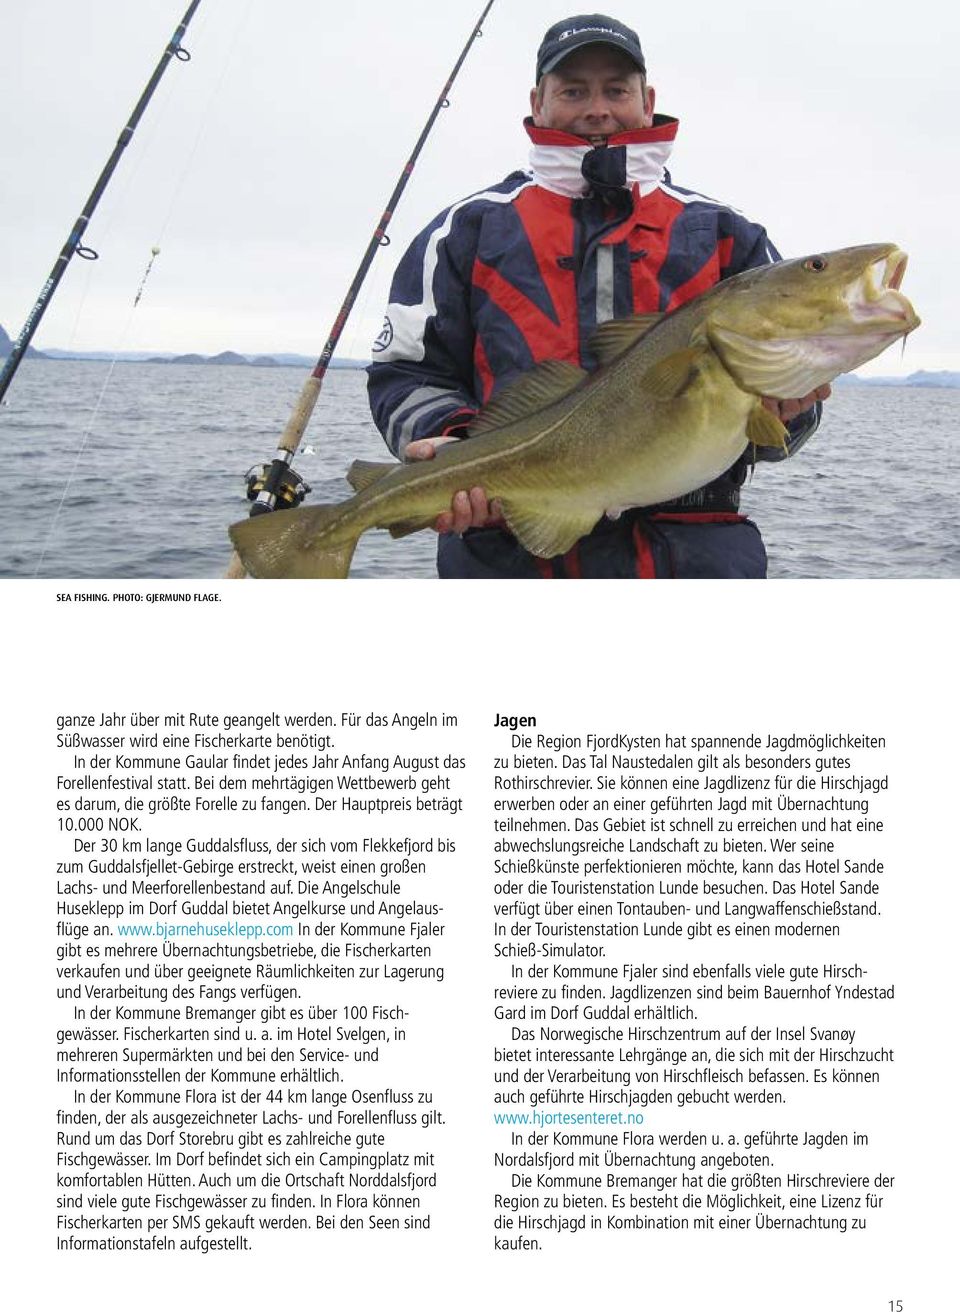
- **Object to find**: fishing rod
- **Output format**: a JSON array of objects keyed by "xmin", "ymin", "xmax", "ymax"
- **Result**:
[
  {"xmin": 230, "ymin": 0, "xmax": 496, "ymax": 571},
  {"xmin": 0, "ymin": 0, "xmax": 203, "ymax": 405}
]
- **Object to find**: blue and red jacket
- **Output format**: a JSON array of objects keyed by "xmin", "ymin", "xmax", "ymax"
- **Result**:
[{"xmin": 367, "ymin": 117, "xmax": 819, "ymax": 578}]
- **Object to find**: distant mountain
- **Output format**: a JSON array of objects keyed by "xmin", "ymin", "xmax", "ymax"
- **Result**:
[
  {"xmin": 1, "ymin": 325, "xmax": 368, "ymax": 368},
  {"xmin": 143, "ymin": 351, "xmax": 367, "ymax": 368},
  {"xmin": 6, "ymin": 321, "xmax": 954, "ymax": 384},
  {"xmin": 838, "ymin": 370, "xmax": 960, "ymax": 388},
  {"xmin": 41, "ymin": 348, "xmax": 174, "ymax": 361},
  {"xmin": 263, "ymin": 353, "xmax": 323, "ymax": 367},
  {"xmin": 900, "ymin": 370, "xmax": 960, "ymax": 388},
  {"xmin": 0, "ymin": 323, "xmax": 47, "ymax": 359}
]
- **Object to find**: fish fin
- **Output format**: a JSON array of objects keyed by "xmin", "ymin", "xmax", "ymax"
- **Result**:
[
  {"xmin": 347, "ymin": 459, "xmax": 395, "ymax": 492},
  {"xmin": 229, "ymin": 506, "xmax": 358, "ymax": 579},
  {"xmin": 746, "ymin": 401, "xmax": 789, "ymax": 451},
  {"xmin": 498, "ymin": 499, "xmax": 599, "ymax": 560},
  {"xmin": 639, "ymin": 345, "xmax": 706, "ymax": 400},
  {"xmin": 467, "ymin": 361, "xmax": 588, "ymax": 435},
  {"xmin": 589, "ymin": 314, "xmax": 663, "ymax": 366}
]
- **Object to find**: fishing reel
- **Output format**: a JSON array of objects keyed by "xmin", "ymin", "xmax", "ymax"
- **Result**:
[{"xmin": 244, "ymin": 462, "xmax": 311, "ymax": 513}]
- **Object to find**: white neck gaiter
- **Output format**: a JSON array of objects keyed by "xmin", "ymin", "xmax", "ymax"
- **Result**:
[{"xmin": 525, "ymin": 115, "xmax": 679, "ymax": 199}]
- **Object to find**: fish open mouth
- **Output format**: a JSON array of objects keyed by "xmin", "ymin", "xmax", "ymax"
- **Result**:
[
  {"xmin": 886, "ymin": 251, "xmax": 907, "ymax": 290},
  {"xmin": 706, "ymin": 244, "xmax": 921, "ymax": 398},
  {"xmin": 847, "ymin": 247, "xmax": 918, "ymax": 330}
]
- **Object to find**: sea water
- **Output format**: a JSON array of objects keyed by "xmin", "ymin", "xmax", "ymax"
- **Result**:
[{"xmin": 0, "ymin": 361, "xmax": 956, "ymax": 579}]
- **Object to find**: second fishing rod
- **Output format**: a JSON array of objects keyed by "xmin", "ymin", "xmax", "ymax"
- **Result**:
[
  {"xmin": 234, "ymin": 0, "xmax": 497, "ymax": 551},
  {"xmin": 0, "ymin": 0, "xmax": 204, "ymax": 406}
]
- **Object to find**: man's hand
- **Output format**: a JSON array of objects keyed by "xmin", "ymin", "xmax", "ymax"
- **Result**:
[
  {"xmin": 761, "ymin": 383, "xmax": 832, "ymax": 423},
  {"xmin": 404, "ymin": 437, "xmax": 505, "ymax": 533}
]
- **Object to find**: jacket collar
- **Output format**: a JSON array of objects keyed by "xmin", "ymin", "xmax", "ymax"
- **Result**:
[{"xmin": 525, "ymin": 115, "xmax": 678, "ymax": 200}]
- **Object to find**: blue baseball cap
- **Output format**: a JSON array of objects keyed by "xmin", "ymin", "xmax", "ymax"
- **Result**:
[{"xmin": 536, "ymin": 14, "xmax": 646, "ymax": 81}]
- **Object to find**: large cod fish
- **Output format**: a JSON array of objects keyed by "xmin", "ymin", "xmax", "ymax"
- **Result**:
[{"xmin": 230, "ymin": 244, "xmax": 918, "ymax": 578}]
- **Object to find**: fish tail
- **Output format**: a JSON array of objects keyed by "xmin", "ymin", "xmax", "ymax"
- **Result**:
[{"xmin": 229, "ymin": 503, "xmax": 360, "ymax": 579}]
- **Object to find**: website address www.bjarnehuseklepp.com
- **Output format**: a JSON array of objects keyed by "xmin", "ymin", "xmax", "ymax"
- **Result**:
[{"xmin": 115, "ymin": 920, "xmax": 294, "ymax": 940}]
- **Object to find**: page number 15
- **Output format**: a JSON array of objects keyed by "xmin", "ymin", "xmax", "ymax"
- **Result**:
[{"xmin": 888, "ymin": 1302, "xmax": 903, "ymax": 1311}]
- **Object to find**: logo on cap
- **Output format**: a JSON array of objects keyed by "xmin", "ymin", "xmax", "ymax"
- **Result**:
[{"xmin": 559, "ymin": 25, "xmax": 629, "ymax": 41}]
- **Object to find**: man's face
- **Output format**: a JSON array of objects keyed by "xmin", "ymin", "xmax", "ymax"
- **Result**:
[{"xmin": 530, "ymin": 46, "xmax": 655, "ymax": 146}]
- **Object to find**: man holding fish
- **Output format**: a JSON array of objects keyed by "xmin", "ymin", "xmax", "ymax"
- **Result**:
[
  {"xmin": 367, "ymin": 13, "xmax": 830, "ymax": 578},
  {"xmin": 229, "ymin": 18, "xmax": 916, "ymax": 579}
]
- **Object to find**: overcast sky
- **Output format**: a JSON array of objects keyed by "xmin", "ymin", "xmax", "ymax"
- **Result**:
[{"xmin": 1, "ymin": 0, "xmax": 956, "ymax": 374}]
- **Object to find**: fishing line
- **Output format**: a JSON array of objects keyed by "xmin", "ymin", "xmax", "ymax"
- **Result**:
[
  {"xmin": 33, "ymin": 245, "xmax": 165, "ymax": 577},
  {"xmin": 3, "ymin": 77, "xmax": 166, "ymax": 382},
  {"xmin": 139, "ymin": 0, "xmax": 257, "ymax": 261},
  {"xmin": 68, "ymin": 0, "xmax": 251, "ymax": 355},
  {"xmin": 73, "ymin": 37, "xmax": 190, "ymax": 255},
  {"xmin": 53, "ymin": 135, "xmax": 172, "ymax": 356},
  {"xmin": 0, "ymin": 1, "xmax": 205, "ymax": 404},
  {"xmin": 33, "ymin": 363, "xmax": 118, "ymax": 577},
  {"xmin": 339, "ymin": 25, "xmax": 469, "ymax": 368},
  {"xmin": 33, "ymin": 0, "xmax": 255, "ymax": 571},
  {"xmin": 35, "ymin": 25, "xmax": 195, "ymax": 361},
  {"xmin": 64, "ymin": 0, "xmax": 253, "ymax": 357},
  {"xmin": 232, "ymin": 0, "xmax": 498, "ymax": 550},
  {"xmin": 342, "ymin": 263, "xmax": 388, "ymax": 365}
]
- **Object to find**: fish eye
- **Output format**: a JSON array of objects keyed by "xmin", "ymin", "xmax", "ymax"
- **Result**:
[{"xmin": 803, "ymin": 256, "xmax": 829, "ymax": 272}]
